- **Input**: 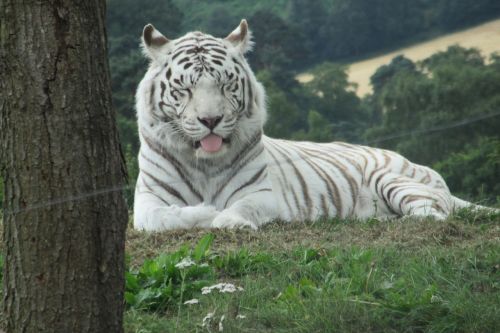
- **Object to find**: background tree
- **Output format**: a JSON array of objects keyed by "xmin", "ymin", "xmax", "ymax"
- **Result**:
[
  {"xmin": 365, "ymin": 47, "xmax": 500, "ymax": 202},
  {"xmin": 0, "ymin": 1, "xmax": 128, "ymax": 332},
  {"xmin": 304, "ymin": 63, "xmax": 367, "ymax": 142},
  {"xmin": 248, "ymin": 10, "xmax": 307, "ymax": 72},
  {"xmin": 434, "ymin": 138, "xmax": 500, "ymax": 201},
  {"xmin": 258, "ymin": 71, "xmax": 304, "ymax": 139},
  {"xmin": 370, "ymin": 55, "xmax": 417, "ymax": 94},
  {"xmin": 436, "ymin": 0, "xmax": 500, "ymax": 29},
  {"xmin": 289, "ymin": 0, "xmax": 328, "ymax": 64}
]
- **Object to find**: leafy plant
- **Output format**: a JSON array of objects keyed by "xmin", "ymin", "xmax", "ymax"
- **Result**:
[
  {"xmin": 124, "ymin": 232, "xmax": 283, "ymax": 313},
  {"xmin": 125, "ymin": 234, "xmax": 215, "ymax": 311},
  {"xmin": 210, "ymin": 249, "xmax": 276, "ymax": 278}
]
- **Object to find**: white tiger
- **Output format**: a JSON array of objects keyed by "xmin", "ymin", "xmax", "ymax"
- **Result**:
[{"xmin": 134, "ymin": 20, "xmax": 479, "ymax": 231}]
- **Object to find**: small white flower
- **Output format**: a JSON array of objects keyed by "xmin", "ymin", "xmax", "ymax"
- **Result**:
[
  {"xmin": 201, "ymin": 282, "xmax": 244, "ymax": 295},
  {"xmin": 218, "ymin": 315, "xmax": 225, "ymax": 332},
  {"xmin": 219, "ymin": 283, "xmax": 236, "ymax": 293},
  {"xmin": 201, "ymin": 286, "xmax": 212, "ymax": 295},
  {"xmin": 430, "ymin": 295, "xmax": 443, "ymax": 303},
  {"xmin": 199, "ymin": 263, "xmax": 209, "ymax": 267},
  {"xmin": 236, "ymin": 314, "xmax": 246, "ymax": 319},
  {"xmin": 381, "ymin": 281, "xmax": 394, "ymax": 289},
  {"xmin": 202, "ymin": 311, "xmax": 215, "ymax": 327},
  {"xmin": 183, "ymin": 298, "xmax": 199, "ymax": 305},
  {"xmin": 175, "ymin": 257, "xmax": 195, "ymax": 269}
]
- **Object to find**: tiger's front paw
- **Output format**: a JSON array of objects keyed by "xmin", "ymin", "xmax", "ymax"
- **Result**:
[
  {"xmin": 211, "ymin": 213, "xmax": 257, "ymax": 230},
  {"xmin": 180, "ymin": 205, "xmax": 219, "ymax": 228}
]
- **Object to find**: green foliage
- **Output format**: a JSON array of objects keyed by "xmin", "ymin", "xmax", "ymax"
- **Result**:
[
  {"xmin": 107, "ymin": 0, "xmax": 183, "ymax": 38},
  {"xmin": 366, "ymin": 47, "xmax": 500, "ymax": 203},
  {"xmin": 125, "ymin": 215, "xmax": 500, "ymax": 332},
  {"xmin": 125, "ymin": 233, "xmax": 277, "ymax": 312},
  {"xmin": 451, "ymin": 206, "xmax": 500, "ymax": 224},
  {"xmin": 304, "ymin": 63, "xmax": 368, "ymax": 142},
  {"xmin": 171, "ymin": 0, "xmax": 291, "ymax": 34},
  {"xmin": 371, "ymin": 55, "xmax": 417, "ymax": 93},
  {"xmin": 436, "ymin": 0, "xmax": 500, "ymax": 30},
  {"xmin": 125, "ymin": 234, "xmax": 216, "ymax": 311},
  {"xmin": 261, "ymin": 64, "xmax": 369, "ymax": 143},
  {"xmin": 434, "ymin": 138, "xmax": 500, "ymax": 203},
  {"xmin": 210, "ymin": 249, "xmax": 276, "ymax": 278},
  {"xmin": 292, "ymin": 110, "xmax": 334, "ymax": 143},
  {"xmin": 289, "ymin": 0, "xmax": 329, "ymax": 62},
  {"xmin": 169, "ymin": 0, "xmax": 500, "ymax": 65},
  {"xmin": 247, "ymin": 10, "xmax": 308, "ymax": 71},
  {"xmin": 192, "ymin": 233, "xmax": 215, "ymax": 262},
  {"xmin": 258, "ymin": 70, "xmax": 305, "ymax": 138},
  {"xmin": 295, "ymin": 0, "xmax": 500, "ymax": 62},
  {"xmin": 289, "ymin": 240, "xmax": 498, "ymax": 331}
]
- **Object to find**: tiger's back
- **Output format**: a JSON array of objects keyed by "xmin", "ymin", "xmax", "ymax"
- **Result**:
[{"xmin": 264, "ymin": 136, "xmax": 455, "ymax": 221}]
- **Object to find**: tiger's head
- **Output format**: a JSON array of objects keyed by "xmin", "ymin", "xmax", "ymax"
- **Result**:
[{"xmin": 136, "ymin": 20, "xmax": 266, "ymax": 161}]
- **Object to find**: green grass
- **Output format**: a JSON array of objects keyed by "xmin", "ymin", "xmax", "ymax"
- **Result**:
[
  {"xmin": 124, "ymin": 209, "xmax": 500, "ymax": 333},
  {"xmin": 0, "ymin": 209, "xmax": 498, "ymax": 331}
]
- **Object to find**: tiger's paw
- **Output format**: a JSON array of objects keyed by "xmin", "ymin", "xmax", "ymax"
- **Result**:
[
  {"xmin": 180, "ymin": 205, "xmax": 219, "ymax": 228},
  {"xmin": 211, "ymin": 213, "xmax": 257, "ymax": 230}
]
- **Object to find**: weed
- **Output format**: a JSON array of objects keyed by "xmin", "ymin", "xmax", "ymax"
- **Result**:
[{"xmin": 125, "ymin": 234, "xmax": 216, "ymax": 312}]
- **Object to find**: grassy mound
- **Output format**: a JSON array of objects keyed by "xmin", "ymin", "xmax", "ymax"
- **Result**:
[{"xmin": 124, "ymin": 209, "xmax": 500, "ymax": 332}]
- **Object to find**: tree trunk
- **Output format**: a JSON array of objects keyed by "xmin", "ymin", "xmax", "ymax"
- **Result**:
[{"xmin": 0, "ymin": 1, "xmax": 128, "ymax": 332}]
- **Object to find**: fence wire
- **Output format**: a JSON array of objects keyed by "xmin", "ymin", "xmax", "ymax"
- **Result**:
[{"xmin": 1, "ymin": 110, "xmax": 499, "ymax": 216}]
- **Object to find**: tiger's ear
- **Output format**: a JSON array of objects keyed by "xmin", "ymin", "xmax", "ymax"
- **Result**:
[
  {"xmin": 225, "ymin": 19, "xmax": 253, "ymax": 54},
  {"xmin": 142, "ymin": 24, "xmax": 170, "ymax": 62}
]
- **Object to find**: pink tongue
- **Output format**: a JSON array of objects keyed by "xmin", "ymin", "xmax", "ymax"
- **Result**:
[{"xmin": 200, "ymin": 134, "xmax": 223, "ymax": 152}]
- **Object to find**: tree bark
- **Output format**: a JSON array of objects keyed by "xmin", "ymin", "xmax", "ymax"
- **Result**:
[{"xmin": 0, "ymin": 1, "xmax": 128, "ymax": 332}]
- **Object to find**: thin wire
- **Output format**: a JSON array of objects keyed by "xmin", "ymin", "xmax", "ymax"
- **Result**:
[
  {"xmin": 359, "ymin": 110, "xmax": 500, "ymax": 145},
  {"xmin": 6, "ymin": 185, "xmax": 127, "ymax": 215},
  {"xmin": 8, "ymin": 109, "xmax": 500, "ymax": 194},
  {"xmin": 1, "ymin": 111, "xmax": 499, "ymax": 216}
]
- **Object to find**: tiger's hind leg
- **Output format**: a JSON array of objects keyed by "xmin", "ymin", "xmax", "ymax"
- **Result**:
[{"xmin": 375, "ymin": 173, "xmax": 452, "ymax": 220}]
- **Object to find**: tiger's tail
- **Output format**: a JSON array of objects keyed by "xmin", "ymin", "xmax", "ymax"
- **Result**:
[{"xmin": 451, "ymin": 196, "xmax": 499, "ymax": 213}]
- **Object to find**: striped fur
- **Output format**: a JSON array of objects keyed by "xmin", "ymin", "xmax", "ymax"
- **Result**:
[{"xmin": 134, "ymin": 21, "xmax": 476, "ymax": 231}]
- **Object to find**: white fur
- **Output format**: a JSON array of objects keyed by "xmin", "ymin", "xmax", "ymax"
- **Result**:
[{"xmin": 133, "ymin": 23, "xmax": 480, "ymax": 232}]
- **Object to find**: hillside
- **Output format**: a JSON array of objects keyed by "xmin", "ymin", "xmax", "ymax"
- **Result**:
[
  {"xmin": 124, "ymin": 211, "xmax": 500, "ymax": 332},
  {"xmin": 297, "ymin": 19, "xmax": 500, "ymax": 97}
]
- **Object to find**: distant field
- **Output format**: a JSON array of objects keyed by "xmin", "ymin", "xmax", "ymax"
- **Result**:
[{"xmin": 297, "ymin": 19, "xmax": 500, "ymax": 97}]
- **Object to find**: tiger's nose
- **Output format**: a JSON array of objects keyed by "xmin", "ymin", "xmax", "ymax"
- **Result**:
[{"xmin": 197, "ymin": 116, "xmax": 223, "ymax": 130}]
